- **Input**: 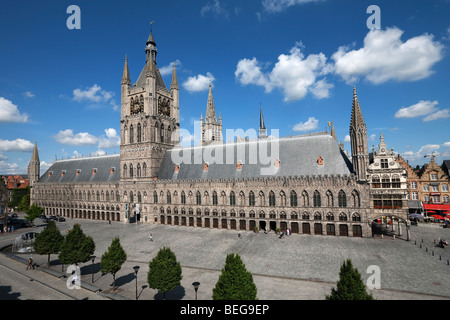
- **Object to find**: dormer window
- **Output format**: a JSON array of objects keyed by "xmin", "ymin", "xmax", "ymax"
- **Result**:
[
  {"xmin": 92, "ymin": 168, "xmax": 97, "ymax": 175},
  {"xmin": 61, "ymin": 170, "xmax": 66, "ymax": 177},
  {"xmin": 76, "ymin": 169, "xmax": 81, "ymax": 176},
  {"xmin": 174, "ymin": 164, "xmax": 179, "ymax": 173},
  {"xmin": 203, "ymin": 163, "xmax": 209, "ymax": 172},
  {"xmin": 237, "ymin": 161, "xmax": 242, "ymax": 170},
  {"xmin": 110, "ymin": 167, "xmax": 115, "ymax": 175},
  {"xmin": 317, "ymin": 156, "xmax": 324, "ymax": 166}
]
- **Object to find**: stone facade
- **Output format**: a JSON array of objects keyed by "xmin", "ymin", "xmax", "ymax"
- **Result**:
[{"xmin": 30, "ymin": 29, "xmax": 375, "ymax": 238}]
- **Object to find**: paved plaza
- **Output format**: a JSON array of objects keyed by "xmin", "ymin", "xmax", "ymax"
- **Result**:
[{"xmin": 1, "ymin": 214, "xmax": 450, "ymax": 300}]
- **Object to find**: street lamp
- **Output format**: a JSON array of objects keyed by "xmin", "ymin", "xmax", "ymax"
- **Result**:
[
  {"xmin": 90, "ymin": 255, "xmax": 96, "ymax": 283},
  {"xmin": 192, "ymin": 281, "xmax": 200, "ymax": 300},
  {"xmin": 133, "ymin": 265, "xmax": 140, "ymax": 300}
]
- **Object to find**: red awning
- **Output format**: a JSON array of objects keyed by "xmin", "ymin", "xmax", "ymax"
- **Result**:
[
  {"xmin": 427, "ymin": 210, "xmax": 436, "ymax": 213},
  {"xmin": 423, "ymin": 204, "xmax": 450, "ymax": 211}
]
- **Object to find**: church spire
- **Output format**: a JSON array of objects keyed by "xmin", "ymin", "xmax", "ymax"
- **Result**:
[
  {"xmin": 330, "ymin": 121, "xmax": 337, "ymax": 142},
  {"xmin": 205, "ymin": 83, "xmax": 217, "ymax": 122},
  {"xmin": 121, "ymin": 55, "xmax": 130, "ymax": 85},
  {"xmin": 349, "ymin": 86, "xmax": 369, "ymax": 182},
  {"xmin": 350, "ymin": 86, "xmax": 365, "ymax": 130},
  {"xmin": 259, "ymin": 107, "xmax": 267, "ymax": 139},
  {"xmin": 170, "ymin": 62, "xmax": 179, "ymax": 90},
  {"xmin": 28, "ymin": 141, "xmax": 40, "ymax": 187}
]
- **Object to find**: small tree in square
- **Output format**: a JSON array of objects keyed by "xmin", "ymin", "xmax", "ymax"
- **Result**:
[
  {"xmin": 101, "ymin": 237, "xmax": 127, "ymax": 290},
  {"xmin": 33, "ymin": 220, "xmax": 64, "ymax": 266},
  {"xmin": 58, "ymin": 224, "xmax": 95, "ymax": 267},
  {"xmin": 326, "ymin": 259, "xmax": 374, "ymax": 300},
  {"xmin": 212, "ymin": 253, "xmax": 257, "ymax": 300},
  {"xmin": 147, "ymin": 247, "xmax": 182, "ymax": 300}
]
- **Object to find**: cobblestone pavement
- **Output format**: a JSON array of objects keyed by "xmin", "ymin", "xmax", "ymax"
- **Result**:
[{"xmin": 1, "ymin": 215, "xmax": 450, "ymax": 300}]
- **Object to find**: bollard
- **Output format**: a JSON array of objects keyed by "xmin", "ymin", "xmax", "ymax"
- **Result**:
[
  {"xmin": 439, "ymin": 255, "xmax": 441, "ymax": 260},
  {"xmin": 420, "ymin": 244, "xmax": 422, "ymax": 249},
  {"xmin": 415, "ymin": 240, "xmax": 416, "ymax": 245},
  {"xmin": 426, "ymin": 247, "xmax": 428, "ymax": 252},
  {"xmin": 432, "ymin": 251, "xmax": 434, "ymax": 256},
  {"xmin": 447, "ymin": 260, "xmax": 449, "ymax": 266}
]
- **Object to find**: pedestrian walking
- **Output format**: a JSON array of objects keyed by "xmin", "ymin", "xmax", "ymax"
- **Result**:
[
  {"xmin": 26, "ymin": 257, "xmax": 33, "ymax": 270},
  {"xmin": 149, "ymin": 233, "xmax": 153, "ymax": 241}
]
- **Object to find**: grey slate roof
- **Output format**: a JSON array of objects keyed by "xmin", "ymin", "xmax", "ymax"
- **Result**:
[
  {"xmin": 135, "ymin": 61, "xmax": 167, "ymax": 90},
  {"xmin": 157, "ymin": 133, "xmax": 353, "ymax": 180},
  {"xmin": 38, "ymin": 155, "xmax": 120, "ymax": 184}
]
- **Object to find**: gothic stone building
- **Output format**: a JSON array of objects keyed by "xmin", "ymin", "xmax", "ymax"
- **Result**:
[{"xmin": 30, "ymin": 30, "xmax": 374, "ymax": 237}]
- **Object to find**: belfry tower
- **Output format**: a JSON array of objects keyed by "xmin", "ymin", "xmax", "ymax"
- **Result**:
[
  {"xmin": 200, "ymin": 84, "xmax": 223, "ymax": 145},
  {"xmin": 27, "ymin": 141, "xmax": 40, "ymax": 187},
  {"xmin": 349, "ymin": 86, "xmax": 369, "ymax": 182},
  {"xmin": 120, "ymin": 29, "xmax": 180, "ymax": 179}
]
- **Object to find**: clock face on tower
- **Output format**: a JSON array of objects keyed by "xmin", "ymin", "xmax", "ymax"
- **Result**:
[
  {"xmin": 158, "ymin": 98, "xmax": 170, "ymax": 117},
  {"xmin": 130, "ymin": 96, "xmax": 144, "ymax": 115}
]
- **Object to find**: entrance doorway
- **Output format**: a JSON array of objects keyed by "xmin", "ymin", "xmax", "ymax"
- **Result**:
[
  {"xmin": 259, "ymin": 221, "xmax": 266, "ymax": 232},
  {"xmin": 269, "ymin": 221, "xmax": 277, "ymax": 232}
]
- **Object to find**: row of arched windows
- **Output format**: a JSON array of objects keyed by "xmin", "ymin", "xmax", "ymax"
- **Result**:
[
  {"xmin": 158, "ymin": 206, "xmax": 362, "ymax": 221},
  {"xmin": 151, "ymin": 189, "xmax": 361, "ymax": 208},
  {"xmin": 123, "ymin": 163, "xmax": 147, "ymax": 178},
  {"xmin": 123, "ymin": 122, "xmax": 176, "ymax": 145}
]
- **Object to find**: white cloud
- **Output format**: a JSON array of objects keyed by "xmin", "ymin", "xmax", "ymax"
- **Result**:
[
  {"xmin": 444, "ymin": 142, "xmax": 450, "ymax": 147},
  {"xmin": 97, "ymin": 128, "xmax": 120, "ymax": 149},
  {"xmin": 369, "ymin": 134, "xmax": 376, "ymax": 141},
  {"xmin": 292, "ymin": 116, "xmax": 319, "ymax": 132},
  {"xmin": 23, "ymin": 91, "xmax": 35, "ymax": 98},
  {"xmin": 72, "ymin": 84, "xmax": 118, "ymax": 111},
  {"xmin": 159, "ymin": 59, "xmax": 182, "ymax": 76},
  {"xmin": 201, "ymin": 0, "xmax": 229, "ymax": 17},
  {"xmin": 395, "ymin": 100, "xmax": 439, "ymax": 118},
  {"xmin": 0, "ymin": 161, "xmax": 20, "ymax": 174},
  {"xmin": 332, "ymin": 27, "xmax": 444, "ymax": 84},
  {"xmin": 0, "ymin": 97, "xmax": 29, "ymax": 123},
  {"xmin": 0, "ymin": 138, "xmax": 34, "ymax": 152},
  {"xmin": 235, "ymin": 43, "xmax": 332, "ymax": 102},
  {"xmin": 403, "ymin": 144, "xmax": 441, "ymax": 162},
  {"xmin": 183, "ymin": 72, "xmax": 215, "ymax": 93},
  {"xmin": 262, "ymin": 0, "xmax": 323, "ymax": 13},
  {"xmin": 423, "ymin": 109, "xmax": 450, "ymax": 122},
  {"xmin": 394, "ymin": 100, "xmax": 449, "ymax": 122},
  {"xmin": 54, "ymin": 128, "xmax": 120, "ymax": 150},
  {"xmin": 343, "ymin": 134, "xmax": 351, "ymax": 143},
  {"xmin": 54, "ymin": 129, "xmax": 98, "ymax": 146}
]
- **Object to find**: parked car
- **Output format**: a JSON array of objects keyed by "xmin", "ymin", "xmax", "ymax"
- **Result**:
[
  {"xmin": 11, "ymin": 213, "xmax": 18, "ymax": 218},
  {"xmin": 58, "ymin": 217, "xmax": 66, "ymax": 222}
]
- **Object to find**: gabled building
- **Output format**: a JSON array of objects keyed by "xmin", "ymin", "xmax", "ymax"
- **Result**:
[{"xmin": 30, "ymin": 27, "xmax": 376, "ymax": 237}]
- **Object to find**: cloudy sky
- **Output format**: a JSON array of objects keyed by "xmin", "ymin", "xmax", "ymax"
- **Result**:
[{"xmin": 1, "ymin": 0, "xmax": 449, "ymax": 175}]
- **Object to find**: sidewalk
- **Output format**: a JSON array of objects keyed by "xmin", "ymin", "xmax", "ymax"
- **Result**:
[{"xmin": 2, "ymin": 216, "xmax": 450, "ymax": 300}]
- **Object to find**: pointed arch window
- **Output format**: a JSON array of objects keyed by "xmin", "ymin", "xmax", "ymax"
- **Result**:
[
  {"xmin": 302, "ymin": 191, "xmax": 309, "ymax": 207},
  {"xmin": 167, "ymin": 191, "xmax": 172, "ymax": 204},
  {"xmin": 212, "ymin": 191, "xmax": 218, "ymax": 205},
  {"xmin": 290, "ymin": 190, "xmax": 297, "ymax": 207},
  {"xmin": 153, "ymin": 191, "xmax": 158, "ymax": 204},
  {"xmin": 137, "ymin": 163, "xmax": 141, "ymax": 177},
  {"xmin": 313, "ymin": 190, "xmax": 321, "ymax": 207},
  {"xmin": 181, "ymin": 191, "xmax": 186, "ymax": 205},
  {"xmin": 160, "ymin": 124, "xmax": 164, "ymax": 143},
  {"xmin": 338, "ymin": 190, "xmax": 347, "ymax": 208},
  {"xmin": 229, "ymin": 191, "xmax": 236, "ymax": 206},
  {"xmin": 269, "ymin": 191, "xmax": 276, "ymax": 207},
  {"xmin": 130, "ymin": 125, "xmax": 134, "ymax": 144},
  {"xmin": 129, "ymin": 163, "xmax": 134, "ymax": 178},
  {"xmin": 137, "ymin": 123, "xmax": 142, "ymax": 143},
  {"xmin": 249, "ymin": 191, "xmax": 255, "ymax": 207},
  {"xmin": 196, "ymin": 191, "xmax": 202, "ymax": 205}
]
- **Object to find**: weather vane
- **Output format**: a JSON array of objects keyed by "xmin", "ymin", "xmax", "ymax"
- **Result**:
[{"xmin": 150, "ymin": 20, "xmax": 155, "ymax": 32}]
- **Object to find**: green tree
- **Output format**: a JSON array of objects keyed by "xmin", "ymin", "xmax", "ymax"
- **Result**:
[
  {"xmin": 7, "ymin": 187, "xmax": 29, "ymax": 209},
  {"xmin": 33, "ymin": 220, "xmax": 64, "ymax": 266},
  {"xmin": 25, "ymin": 203, "xmax": 44, "ymax": 225},
  {"xmin": 18, "ymin": 193, "xmax": 30, "ymax": 212},
  {"xmin": 101, "ymin": 237, "xmax": 127, "ymax": 290},
  {"xmin": 212, "ymin": 253, "xmax": 257, "ymax": 300},
  {"xmin": 147, "ymin": 247, "xmax": 182, "ymax": 300},
  {"xmin": 58, "ymin": 224, "xmax": 95, "ymax": 266},
  {"xmin": 326, "ymin": 259, "xmax": 374, "ymax": 300}
]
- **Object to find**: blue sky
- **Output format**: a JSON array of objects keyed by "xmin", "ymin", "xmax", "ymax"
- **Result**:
[{"xmin": 1, "ymin": 0, "xmax": 449, "ymax": 175}]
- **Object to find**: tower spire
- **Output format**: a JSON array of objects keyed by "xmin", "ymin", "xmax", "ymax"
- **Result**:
[
  {"xmin": 259, "ymin": 107, "xmax": 267, "ymax": 139},
  {"xmin": 121, "ymin": 55, "xmax": 130, "ymax": 85},
  {"xmin": 170, "ymin": 62, "xmax": 179, "ymax": 90},
  {"xmin": 349, "ymin": 86, "xmax": 369, "ymax": 182},
  {"xmin": 205, "ymin": 83, "xmax": 217, "ymax": 122}
]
